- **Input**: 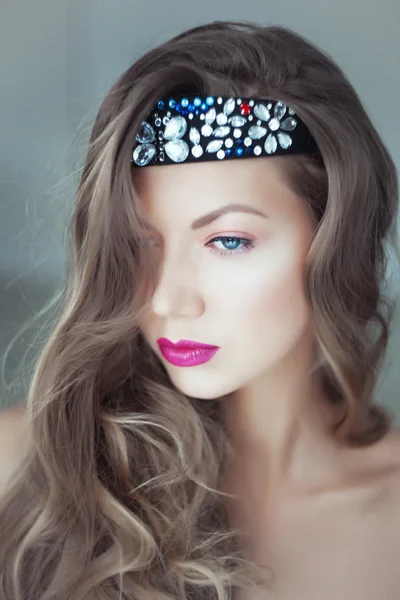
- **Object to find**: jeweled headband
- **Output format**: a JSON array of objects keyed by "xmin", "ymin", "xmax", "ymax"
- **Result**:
[{"xmin": 131, "ymin": 94, "xmax": 318, "ymax": 167}]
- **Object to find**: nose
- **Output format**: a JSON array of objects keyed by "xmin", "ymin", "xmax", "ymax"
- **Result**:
[{"xmin": 150, "ymin": 249, "xmax": 205, "ymax": 319}]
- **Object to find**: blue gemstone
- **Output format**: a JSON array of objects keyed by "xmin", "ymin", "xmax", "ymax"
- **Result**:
[
  {"xmin": 235, "ymin": 147, "xmax": 244, "ymax": 156},
  {"xmin": 235, "ymin": 139, "xmax": 243, "ymax": 145},
  {"xmin": 200, "ymin": 103, "xmax": 207, "ymax": 111},
  {"xmin": 168, "ymin": 99, "xmax": 176, "ymax": 109},
  {"xmin": 188, "ymin": 103, "xmax": 195, "ymax": 112},
  {"xmin": 195, "ymin": 109, "xmax": 200, "ymax": 115},
  {"xmin": 245, "ymin": 146, "xmax": 252, "ymax": 153},
  {"xmin": 176, "ymin": 104, "xmax": 182, "ymax": 112},
  {"xmin": 181, "ymin": 98, "xmax": 189, "ymax": 108},
  {"xmin": 225, "ymin": 148, "xmax": 232, "ymax": 155},
  {"xmin": 206, "ymin": 96, "xmax": 214, "ymax": 105},
  {"xmin": 194, "ymin": 97, "xmax": 202, "ymax": 107},
  {"xmin": 182, "ymin": 109, "xmax": 188, "ymax": 115},
  {"xmin": 157, "ymin": 100, "xmax": 165, "ymax": 110}
]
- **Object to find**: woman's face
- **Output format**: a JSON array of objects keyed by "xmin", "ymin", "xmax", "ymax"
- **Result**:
[{"xmin": 134, "ymin": 156, "xmax": 316, "ymax": 400}]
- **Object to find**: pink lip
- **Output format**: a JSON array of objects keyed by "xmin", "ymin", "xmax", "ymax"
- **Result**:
[{"xmin": 156, "ymin": 338, "xmax": 220, "ymax": 367}]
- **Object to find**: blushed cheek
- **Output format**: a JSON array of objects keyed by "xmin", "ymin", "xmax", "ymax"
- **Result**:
[{"xmin": 235, "ymin": 257, "xmax": 311, "ymax": 358}]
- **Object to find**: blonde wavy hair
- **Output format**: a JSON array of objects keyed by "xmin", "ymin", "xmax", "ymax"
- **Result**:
[{"xmin": 0, "ymin": 19, "xmax": 399, "ymax": 600}]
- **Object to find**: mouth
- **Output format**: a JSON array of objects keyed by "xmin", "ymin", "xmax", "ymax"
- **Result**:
[{"xmin": 156, "ymin": 338, "xmax": 220, "ymax": 367}]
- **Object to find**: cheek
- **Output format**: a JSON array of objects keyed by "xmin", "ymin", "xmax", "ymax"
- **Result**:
[{"xmin": 221, "ymin": 247, "xmax": 310, "ymax": 349}]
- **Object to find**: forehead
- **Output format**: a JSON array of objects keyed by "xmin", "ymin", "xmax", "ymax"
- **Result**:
[{"xmin": 133, "ymin": 156, "xmax": 299, "ymax": 222}]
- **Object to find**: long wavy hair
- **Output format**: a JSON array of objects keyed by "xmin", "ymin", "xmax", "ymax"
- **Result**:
[{"xmin": 0, "ymin": 19, "xmax": 399, "ymax": 600}]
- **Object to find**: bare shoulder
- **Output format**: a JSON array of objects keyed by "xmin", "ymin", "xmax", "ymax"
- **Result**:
[{"xmin": 0, "ymin": 402, "xmax": 33, "ymax": 495}]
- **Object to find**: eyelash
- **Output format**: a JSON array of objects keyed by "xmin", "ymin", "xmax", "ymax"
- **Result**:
[
  {"xmin": 206, "ymin": 236, "xmax": 255, "ymax": 256},
  {"xmin": 147, "ymin": 235, "xmax": 255, "ymax": 256}
]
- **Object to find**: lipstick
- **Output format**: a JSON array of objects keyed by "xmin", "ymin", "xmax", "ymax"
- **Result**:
[{"xmin": 156, "ymin": 338, "xmax": 220, "ymax": 367}]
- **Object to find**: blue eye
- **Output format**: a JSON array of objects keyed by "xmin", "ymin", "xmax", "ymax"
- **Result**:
[{"xmin": 206, "ymin": 236, "xmax": 255, "ymax": 256}]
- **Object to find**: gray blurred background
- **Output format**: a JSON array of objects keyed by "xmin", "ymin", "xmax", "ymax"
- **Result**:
[{"xmin": 1, "ymin": 0, "xmax": 399, "ymax": 415}]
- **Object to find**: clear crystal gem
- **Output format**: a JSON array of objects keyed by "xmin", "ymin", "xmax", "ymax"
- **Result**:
[
  {"xmin": 205, "ymin": 108, "xmax": 216, "ymax": 125},
  {"xmin": 225, "ymin": 138, "xmax": 233, "ymax": 148},
  {"xmin": 277, "ymin": 132, "xmax": 292, "ymax": 149},
  {"xmin": 274, "ymin": 101, "xmax": 287, "ymax": 120},
  {"xmin": 217, "ymin": 149, "xmax": 225, "ymax": 160},
  {"xmin": 216, "ymin": 113, "xmax": 228, "ymax": 125},
  {"xmin": 253, "ymin": 103, "xmax": 270, "ymax": 122},
  {"xmin": 248, "ymin": 125, "xmax": 267, "ymax": 139},
  {"xmin": 253, "ymin": 145, "xmax": 262, "ymax": 155},
  {"xmin": 223, "ymin": 98, "xmax": 236, "ymax": 115},
  {"xmin": 244, "ymin": 137, "xmax": 252, "ymax": 146},
  {"xmin": 264, "ymin": 134, "xmax": 277, "ymax": 154},
  {"xmin": 229, "ymin": 116, "xmax": 247, "ymax": 127},
  {"xmin": 268, "ymin": 118, "xmax": 280, "ymax": 131},
  {"xmin": 164, "ymin": 116, "xmax": 187, "ymax": 140},
  {"xmin": 132, "ymin": 143, "xmax": 156, "ymax": 166},
  {"xmin": 213, "ymin": 126, "xmax": 231, "ymax": 138},
  {"xmin": 280, "ymin": 117, "xmax": 297, "ymax": 131},
  {"xmin": 206, "ymin": 140, "xmax": 224, "ymax": 153},
  {"xmin": 201, "ymin": 124, "xmax": 213, "ymax": 137},
  {"xmin": 189, "ymin": 127, "xmax": 201, "ymax": 144},
  {"xmin": 191, "ymin": 145, "xmax": 203, "ymax": 158},
  {"xmin": 136, "ymin": 121, "xmax": 156, "ymax": 144},
  {"xmin": 164, "ymin": 139, "xmax": 189, "ymax": 162}
]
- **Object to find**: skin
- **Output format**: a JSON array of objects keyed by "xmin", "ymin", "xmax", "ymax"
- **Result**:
[{"xmin": 134, "ymin": 156, "xmax": 400, "ymax": 598}]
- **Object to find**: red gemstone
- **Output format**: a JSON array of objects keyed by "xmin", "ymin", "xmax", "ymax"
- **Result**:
[{"xmin": 240, "ymin": 103, "xmax": 251, "ymax": 116}]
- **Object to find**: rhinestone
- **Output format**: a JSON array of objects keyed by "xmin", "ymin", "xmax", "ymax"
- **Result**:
[
  {"xmin": 268, "ymin": 118, "xmax": 280, "ymax": 131},
  {"xmin": 194, "ymin": 97, "xmax": 202, "ymax": 106},
  {"xmin": 248, "ymin": 125, "xmax": 267, "ymax": 139},
  {"xmin": 280, "ymin": 117, "xmax": 297, "ymax": 131},
  {"xmin": 249, "ymin": 100, "xmax": 254, "ymax": 106},
  {"xmin": 233, "ymin": 129, "xmax": 242, "ymax": 138},
  {"xmin": 217, "ymin": 149, "xmax": 225, "ymax": 159},
  {"xmin": 217, "ymin": 97, "xmax": 223, "ymax": 104},
  {"xmin": 213, "ymin": 125, "xmax": 231, "ymax": 138},
  {"xmin": 244, "ymin": 137, "xmax": 252, "ymax": 146},
  {"xmin": 223, "ymin": 98, "xmax": 236, "ymax": 115},
  {"xmin": 164, "ymin": 116, "xmax": 187, "ymax": 140},
  {"xmin": 201, "ymin": 124, "xmax": 213, "ymax": 137},
  {"xmin": 268, "ymin": 103, "xmax": 272, "ymax": 109},
  {"xmin": 289, "ymin": 107, "xmax": 295, "ymax": 115},
  {"xmin": 253, "ymin": 103, "xmax": 270, "ymax": 122},
  {"xmin": 200, "ymin": 114, "xmax": 205, "ymax": 120},
  {"xmin": 236, "ymin": 98, "xmax": 242, "ymax": 104},
  {"xmin": 154, "ymin": 117, "xmax": 162, "ymax": 127},
  {"xmin": 229, "ymin": 116, "xmax": 247, "ymax": 127},
  {"xmin": 205, "ymin": 108, "xmax": 216, "ymax": 125},
  {"xmin": 264, "ymin": 134, "xmax": 277, "ymax": 154},
  {"xmin": 274, "ymin": 101, "xmax": 287, "ymax": 120},
  {"xmin": 132, "ymin": 143, "xmax": 156, "ymax": 166},
  {"xmin": 165, "ymin": 139, "xmax": 189, "ymax": 162},
  {"xmin": 162, "ymin": 116, "xmax": 170, "ymax": 125},
  {"xmin": 206, "ymin": 96, "xmax": 214, "ymax": 105},
  {"xmin": 181, "ymin": 98, "xmax": 189, "ymax": 107},
  {"xmin": 192, "ymin": 145, "xmax": 203, "ymax": 158},
  {"xmin": 253, "ymin": 145, "xmax": 262, "ymax": 155},
  {"xmin": 277, "ymin": 132, "xmax": 292, "ymax": 149},
  {"xmin": 206, "ymin": 139, "xmax": 224, "ymax": 153},
  {"xmin": 225, "ymin": 138, "xmax": 234, "ymax": 148},
  {"xmin": 188, "ymin": 114, "xmax": 193, "ymax": 120},
  {"xmin": 248, "ymin": 115, "xmax": 253, "ymax": 121},
  {"xmin": 216, "ymin": 113, "xmax": 228, "ymax": 125},
  {"xmin": 189, "ymin": 127, "xmax": 201, "ymax": 144},
  {"xmin": 136, "ymin": 121, "xmax": 156, "ymax": 143}
]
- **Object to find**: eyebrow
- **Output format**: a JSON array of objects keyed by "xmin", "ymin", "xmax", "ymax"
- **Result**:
[{"xmin": 190, "ymin": 203, "xmax": 268, "ymax": 230}]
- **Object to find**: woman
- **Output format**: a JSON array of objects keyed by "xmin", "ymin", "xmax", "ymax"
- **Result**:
[{"xmin": 0, "ymin": 19, "xmax": 399, "ymax": 600}]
